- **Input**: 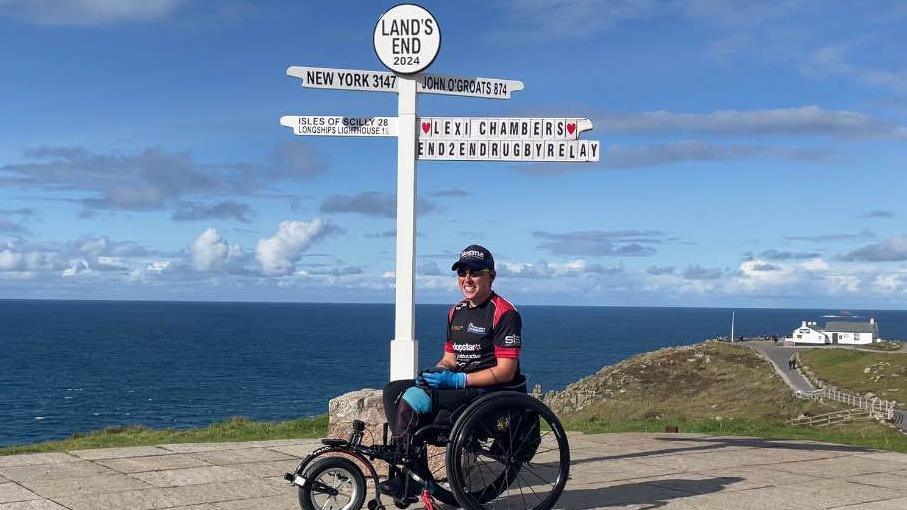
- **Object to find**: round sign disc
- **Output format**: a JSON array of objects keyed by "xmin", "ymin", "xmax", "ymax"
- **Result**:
[{"xmin": 373, "ymin": 4, "xmax": 441, "ymax": 75}]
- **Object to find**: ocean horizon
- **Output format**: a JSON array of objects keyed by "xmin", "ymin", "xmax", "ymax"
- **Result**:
[{"xmin": 2, "ymin": 299, "xmax": 905, "ymax": 447}]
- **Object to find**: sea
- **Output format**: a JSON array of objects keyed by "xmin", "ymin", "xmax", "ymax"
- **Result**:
[{"xmin": 1, "ymin": 300, "xmax": 906, "ymax": 447}]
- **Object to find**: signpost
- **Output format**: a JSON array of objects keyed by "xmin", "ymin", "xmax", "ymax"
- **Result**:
[{"xmin": 281, "ymin": 3, "xmax": 601, "ymax": 381}]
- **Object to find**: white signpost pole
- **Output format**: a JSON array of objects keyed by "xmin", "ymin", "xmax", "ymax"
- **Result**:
[
  {"xmin": 375, "ymin": 4, "xmax": 441, "ymax": 381},
  {"xmin": 390, "ymin": 75, "xmax": 419, "ymax": 381}
]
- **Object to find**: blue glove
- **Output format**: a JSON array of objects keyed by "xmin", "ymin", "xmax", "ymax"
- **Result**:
[{"xmin": 422, "ymin": 369, "xmax": 466, "ymax": 389}]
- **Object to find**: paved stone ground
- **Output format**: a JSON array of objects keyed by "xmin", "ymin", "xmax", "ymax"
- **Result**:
[{"xmin": 3, "ymin": 432, "xmax": 907, "ymax": 509}]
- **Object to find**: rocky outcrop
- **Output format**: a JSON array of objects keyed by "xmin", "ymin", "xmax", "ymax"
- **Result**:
[
  {"xmin": 328, "ymin": 388, "xmax": 387, "ymax": 442},
  {"xmin": 542, "ymin": 342, "xmax": 726, "ymax": 416},
  {"xmin": 328, "ymin": 388, "xmax": 445, "ymax": 477}
]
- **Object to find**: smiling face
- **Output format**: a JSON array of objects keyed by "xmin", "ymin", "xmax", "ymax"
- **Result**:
[{"xmin": 458, "ymin": 269, "xmax": 493, "ymax": 305}]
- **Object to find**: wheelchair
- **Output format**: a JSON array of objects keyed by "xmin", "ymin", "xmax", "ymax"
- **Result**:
[{"xmin": 285, "ymin": 380, "xmax": 570, "ymax": 510}]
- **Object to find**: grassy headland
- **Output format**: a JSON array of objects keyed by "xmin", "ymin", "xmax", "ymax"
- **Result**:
[
  {"xmin": 545, "ymin": 341, "xmax": 907, "ymax": 452},
  {"xmin": 0, "ymin": 415, "xmax": 327, "ymax": 457},
  {"xmin": 799, "ymin": 348, "xmax": 907, "ymax": 405}
]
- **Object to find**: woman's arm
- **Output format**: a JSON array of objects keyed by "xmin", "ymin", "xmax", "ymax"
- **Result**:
[
  {"xmin": 437, "ymin": 351, "xmax": 458, "ymax": 369},
  {"xmin": 464, "ymin": 358, "xmax": 517, "ymax": 387}
]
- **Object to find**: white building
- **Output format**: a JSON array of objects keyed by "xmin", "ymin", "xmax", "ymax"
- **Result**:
[{"xmin": 789, "ymin": 318, "xmax": 880, "ymax": 345}]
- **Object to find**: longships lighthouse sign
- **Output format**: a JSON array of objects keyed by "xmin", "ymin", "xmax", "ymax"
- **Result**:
[{"xmin": 280, "ymin": 4, "xmax": 601, "ymax": 381}]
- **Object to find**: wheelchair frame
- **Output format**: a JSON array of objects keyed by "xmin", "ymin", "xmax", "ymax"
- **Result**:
[{"xmin": 285, "ymin": 390, "xmax": 569, "ymax": 510}]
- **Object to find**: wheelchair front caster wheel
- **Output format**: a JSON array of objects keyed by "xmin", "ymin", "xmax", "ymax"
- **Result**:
[{"xmin": 297, "ymin": 457, "xmax": 366, "ymax": 510}]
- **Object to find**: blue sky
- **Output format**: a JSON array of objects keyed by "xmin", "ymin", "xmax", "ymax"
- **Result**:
[{"xmin": 0, "ymin": 0, "xmax": 905, "ymax": 308}]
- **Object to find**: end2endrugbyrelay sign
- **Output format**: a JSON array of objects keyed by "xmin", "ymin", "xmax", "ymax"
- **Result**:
[{"xmin": 280, "ymin": 3, "xmax": 602, "ymax": 381}]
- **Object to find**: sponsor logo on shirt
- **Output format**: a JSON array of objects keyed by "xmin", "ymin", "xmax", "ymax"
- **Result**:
[
  {"xmin": 454, "ymin": 342, "xmax": 481, "ymax": 352},
  {"xmin": 503, "ymin": 334, "xmax": 520, "ymax": 347},
  {"xmin": 467, "ymin": 322, "xmax": 486, "ymax": 334},
  {"xmin": 451, "ymin": 325, "xmax": 464, "ymax": 331}
]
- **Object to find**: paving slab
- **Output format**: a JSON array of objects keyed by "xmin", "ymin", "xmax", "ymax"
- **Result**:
[
  {"xmin": 0, "ymin": 501, "xmax": 69, "ymax": 510},
  {"xmin": 0, "ymin": 483, "xmax": 40, "ymax": 504},
  {"xmin": 2, "ymin": 432, "xmax": 907, "ymax": 509},
  {"xmin": 188, "ymin": 448, "xmax": 295, "ymax": 466},
  {"xmin": 69, "ymin": 446, "xmax": 172, "ymax": 461},
  {"xmin": 0, "ymin": 461, "xmax": 116, "ymax": 483},
  {"xmin": 54, "ymin": 479, "xmax": 283, "ymax": 510},
  {"xmin": 834, "ymin": 496, "xmax": 907, "ymax": 509},
  {"xmin": 130, "ymin": 466, "xmax": 250, "ymax": 488},
  {"xmin": 18, "ymin": 473, "xmax": 151, "ymax": 499},
  {"xmin": 213, "ymin": 493, "xmax": 299, "ymax": 510},
  {"xmin": 230, "ymin": 460, "xmax": 300, "ymax": 479},
  {"xmin": 0, "ymin": 454, "xmax": 78, "ymax": 468},
  {"xmin": 96, "ymin": 454, "xmax": 212, "ymax": 474}
]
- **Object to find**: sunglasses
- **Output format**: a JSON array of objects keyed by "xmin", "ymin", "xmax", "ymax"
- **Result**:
[{"xmin": 457, "ymin": 268, "xmax": 490, "ymax": 277}]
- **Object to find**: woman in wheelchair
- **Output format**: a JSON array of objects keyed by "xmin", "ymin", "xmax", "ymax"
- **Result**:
[
  {"xmin": 287, "ymin": 246, "xmax": 569, "ymax": 510},
  {"xmin": 381, "ymin": 245, "xmax": 526, "ymax": 497}
]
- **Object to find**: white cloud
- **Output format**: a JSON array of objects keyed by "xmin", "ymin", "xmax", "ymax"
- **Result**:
[
  {"xmin": 844, "ymin": 235, "xmax": 907, "ymax": 262},
  {"xmin": 189, "ymin": 228, "xmax": 243, "ymax": 272},
  {"xmin": 0, "ymin": 144, "xmax": 321, "ymax": 216},
  {"xmin": 803, "ymin": 44, "xmax": 907, "ymax": 96},
  {"xmin": 0, "ymin": 0, "xmax": 188, "ymax": 26},
  {"xmin": 256, "ymin": 219, "xmax": 332, "ymax": 276}
]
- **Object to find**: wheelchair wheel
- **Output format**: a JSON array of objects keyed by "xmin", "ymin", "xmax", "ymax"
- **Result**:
[
  {"xmin": 412, "ymin": 443, "xmax": 500, "ymax": 507},
  {"xmin": 297, "ymin": 456, "xmax": 366, "ymax": 510},
  {"xmin": 447, "ymin": 393, "xmax": 570, "ymax": 510}
]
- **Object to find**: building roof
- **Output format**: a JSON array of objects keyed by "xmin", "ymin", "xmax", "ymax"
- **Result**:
[{"xmin": 822, "ymin": 321, "xmax": 878, "ymax": 335}]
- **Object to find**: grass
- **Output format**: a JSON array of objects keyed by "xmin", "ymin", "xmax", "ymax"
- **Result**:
[
  {"xmin": 549, "ymin": 342, "xmax": 907, "ymax": 452},
  {"xmin": 0, "ymin": 415, "xmax": 328, "ymax": 457},
  {"xmin": 858, "ymin": 340, "xmax": 902, "ymax": 352},
  {"xmin": 799, "ymin": 348, "xmax": 907, "ymax": 404}
]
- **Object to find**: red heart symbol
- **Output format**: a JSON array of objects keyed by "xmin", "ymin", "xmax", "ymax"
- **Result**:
[
  {"xmin": 567, "ymin": 123, "xmax": 576, "ymax": 135},
  {"xmin": 421, "ymin": 122, "xmax": 430, "ymax": 134}
]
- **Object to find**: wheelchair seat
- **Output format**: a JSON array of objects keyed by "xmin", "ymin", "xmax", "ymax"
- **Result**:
[{"xmin": 414, "ymin": 374, "xmax": 529, "ymax": 444}]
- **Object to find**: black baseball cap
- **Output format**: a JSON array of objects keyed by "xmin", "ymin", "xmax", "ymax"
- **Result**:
[{"xmin": 451, "ymin": 244, "xmax": 495, "ymax": 272}]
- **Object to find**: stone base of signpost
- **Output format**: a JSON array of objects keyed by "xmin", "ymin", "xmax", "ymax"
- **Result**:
[{"xmin": 328, "ymin": 388, "xmax": 446, "ymax": 479}]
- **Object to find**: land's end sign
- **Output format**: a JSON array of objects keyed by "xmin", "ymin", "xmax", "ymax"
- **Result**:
[
  {"xmin": 280, "ymin": 116, "xmax": 398, "ymax": 137},
  {"xmin": 373, "ymin": 4, "xmax": 440, "ymax": 75}
]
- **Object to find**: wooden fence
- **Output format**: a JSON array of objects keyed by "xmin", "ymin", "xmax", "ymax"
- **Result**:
[
  {"xmin": 801, "ymin": 387, "xmax": 896, "ymax": 420},
  {"xmin": 787, "ymin": 408, "xmax": 873, "ymax": 427}
]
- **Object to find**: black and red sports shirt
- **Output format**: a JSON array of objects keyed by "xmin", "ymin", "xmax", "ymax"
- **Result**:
[{"xmin": 445, "ymin": 292, "xmax": 521, "ymax": 375}]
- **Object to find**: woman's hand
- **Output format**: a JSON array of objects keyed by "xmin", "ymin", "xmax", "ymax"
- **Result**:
[{"xmin": 422, "ymin": 369, "xmax": 466, "ymax": 389}]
